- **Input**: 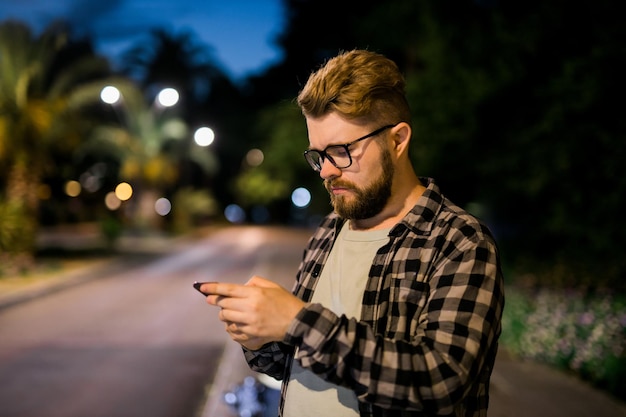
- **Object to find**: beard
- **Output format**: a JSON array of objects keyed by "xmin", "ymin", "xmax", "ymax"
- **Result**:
[{"xmin": 324, "ymin": 147, "xmax": 394, "ymax": 220}]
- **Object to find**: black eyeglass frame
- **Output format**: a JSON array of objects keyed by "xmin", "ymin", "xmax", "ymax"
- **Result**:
[{"xmin": 303, "ymin": 124, "xmax": 396, "ymax": 172}]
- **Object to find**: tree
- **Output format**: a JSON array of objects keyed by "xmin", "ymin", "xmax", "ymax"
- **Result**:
[
  {"xmin": 371, "ymin": 0, "xmax": 626, "ymax": 286},
  {"xmin": 0, "ymin": 20, "xmax": 113, "ymax": 273},
  {"xmin": 85, "ymin": 81, "xmax": 219, "ymax": 230},
  {"xmin": 232, "ymin": 101, "xmax": 327, "ymax": 221},
  {"xmin": 120, "ymin": 27, "xmax": 224, "ymax": 120},
  {"xmin": 246, "ymin": 0, "xmax": 626, "ymax": 286},
  {"xmin": 119, "ymin": 27, "xmax": 247, "ymax": 209}
]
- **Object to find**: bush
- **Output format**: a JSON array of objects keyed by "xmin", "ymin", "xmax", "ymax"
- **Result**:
[
  {"xmin": 99, "ymin": 215, "xmax": 123, "ymax": 250},
  {"xmin": 501, "ymin": 287, "xmax": 626, "ymax": 399},
  {"xmin": 171, "ymin": 188, "xmax": 219, "ymax": 234}
]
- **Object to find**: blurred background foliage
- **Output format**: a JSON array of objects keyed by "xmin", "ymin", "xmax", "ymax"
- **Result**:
[{"xmin": 1, "ymin": 0, "xmax": 625, "ymax": 291}]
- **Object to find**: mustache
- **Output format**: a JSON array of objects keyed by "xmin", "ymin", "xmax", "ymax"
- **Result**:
[{"xmin": 325, "ymin": 179, "xmax": 355, "ymax": 191}]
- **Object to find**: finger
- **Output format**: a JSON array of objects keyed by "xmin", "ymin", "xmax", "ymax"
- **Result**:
[
  {"xmin": 223, "ymin": 321, "xmax": 249, "ymax": 340},
  {"xmin": 203, "ymin": 282, "xmax": 257, "ymax": 298},
  {"xmin": 210, "ymin": 295, "xmax": 247, "ymax": 313},
  {"xmin": 197, "ymin": 282, "xmax": 224, "ymax": 296},
  {"xmin": 206, "ymin": 294, "xmax": 228, "ymax": 306},
  {"xmin": 226, "ymin": 321, "xmax": 240, "ymax": 333},
  {"xmin": 246, "ymin": 276, "xmax": 279, "ymax": 288},
  {"xmin": 218, "ymin": 306, "xmax": 248, "ymax": 325},
  {"xmin": 218, "ymin": 308, "xmax": 246, "ymax": 324}
]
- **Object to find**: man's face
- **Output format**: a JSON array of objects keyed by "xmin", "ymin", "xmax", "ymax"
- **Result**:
[
  {"xmin": 325, "ymin": 146, "xmax": 394, "ymax": 219},
  {"xmin": 306, "ymin": 113, "xmax": 395, "ymax": 220}
]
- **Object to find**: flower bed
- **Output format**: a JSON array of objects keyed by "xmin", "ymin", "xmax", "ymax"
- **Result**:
[{"xmin": 500, "ymin": 287, "xmax": 626, "ymax": 399}]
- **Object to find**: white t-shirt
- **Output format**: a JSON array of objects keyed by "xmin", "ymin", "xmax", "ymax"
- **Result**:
[{"xmin": 283, "ymin": 222, "xmax": 390, "ymax": 417}]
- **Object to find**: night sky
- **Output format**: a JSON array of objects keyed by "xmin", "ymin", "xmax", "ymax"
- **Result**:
[{"xmin": 0, "ymin": 0, "xmax": 285, "ymax": 82}]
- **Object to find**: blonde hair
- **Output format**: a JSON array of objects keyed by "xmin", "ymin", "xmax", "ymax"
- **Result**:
[{"xmin": 297, "ymin": 49, "xmax": 411, "ymax": 126}]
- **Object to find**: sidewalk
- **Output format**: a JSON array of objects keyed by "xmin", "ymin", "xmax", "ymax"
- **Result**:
[
  {"xmin": 2, "ymin": 227, "xmax": 626, "ymax": 417},
  {"xmin": 0, "ymin": 225, "xmax": 196, "ymax": 311}
]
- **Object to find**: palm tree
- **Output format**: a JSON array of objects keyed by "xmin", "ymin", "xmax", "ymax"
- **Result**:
[
  {"xmin": 121, "ymin": 28, "xmax": 224, "ymax": 116},
  {"xmin": 117, "ymin": 27, "xmax": 241, "ymax": 221},
  {"xmin": 0, "ymin": 20, "xmax": 113, "ymax": 273},
  {"xmin": 79, "ymin": 77, "xmax": 221, "ymax": 232}
]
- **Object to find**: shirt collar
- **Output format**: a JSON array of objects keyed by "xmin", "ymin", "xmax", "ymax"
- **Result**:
[{"xmin": 390, "ymin": 177, "xmax": 443, "ymax": 237}]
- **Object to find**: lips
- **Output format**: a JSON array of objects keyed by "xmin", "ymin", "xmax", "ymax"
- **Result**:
[
  {"xmin": 326, "ymin": 180, "xmax": 354, "ymax": 195},
  {"xmin": 331, "ymin": 187, "xmax": 349, "ymax": 195}
]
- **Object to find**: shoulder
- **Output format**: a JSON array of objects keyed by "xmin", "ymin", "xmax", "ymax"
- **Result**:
[{"xmin": 401, "ymin": 178, "xmax": 497, "ymax": 247}]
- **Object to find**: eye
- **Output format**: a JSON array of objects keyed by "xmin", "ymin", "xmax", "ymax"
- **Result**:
[{"xmin": 326, "ymin": 145, "xmax": 349, "ymax": 158}]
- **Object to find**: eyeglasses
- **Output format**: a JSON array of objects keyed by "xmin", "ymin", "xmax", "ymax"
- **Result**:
[{"xmin": 303, "ymin": 124, "xmax": 395, "ymax": 172}]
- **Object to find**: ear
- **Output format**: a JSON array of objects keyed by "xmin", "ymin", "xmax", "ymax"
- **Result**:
[{"xmin": 390, "ymin": 122, "xmax": 412, "ymax": 155}]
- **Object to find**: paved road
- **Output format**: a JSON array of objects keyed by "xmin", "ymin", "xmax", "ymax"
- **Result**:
[{"xmin": 1, "ymin": 225, "xmax": 625, "ymax": 417}]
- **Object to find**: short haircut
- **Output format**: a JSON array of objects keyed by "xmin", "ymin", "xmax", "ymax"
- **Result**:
[{"xmin": 297, "ymin": 49, "xmax": 411, "ymax": 126}]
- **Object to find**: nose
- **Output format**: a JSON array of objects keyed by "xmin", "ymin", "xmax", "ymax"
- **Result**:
[{"xmin": 319, "ymin": 158, "xmax": 341, "ymax": 180}]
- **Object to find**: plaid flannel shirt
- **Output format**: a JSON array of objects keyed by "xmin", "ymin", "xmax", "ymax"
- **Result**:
[{"xmin": 244, "ymin": 178, "xmax": 505, "ymax": 416}]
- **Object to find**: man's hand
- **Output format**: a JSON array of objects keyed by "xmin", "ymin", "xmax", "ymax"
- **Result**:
[{"xmin": 197, "ymin": 277, "xmax": 305, "ymax": 350}]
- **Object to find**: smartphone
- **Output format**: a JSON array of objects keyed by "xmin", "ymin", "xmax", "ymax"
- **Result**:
[{"xmin": 193, "ymin": 281, "xmax": 214, "ymax": 296}]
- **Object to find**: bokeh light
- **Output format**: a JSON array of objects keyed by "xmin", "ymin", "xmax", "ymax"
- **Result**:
[
  {"xmin": 100, "ymin": 85, "xmax": 121, "ymax": 104},
  {"xmin": 80, "ymin": 172, "xmax": 101, "ymax": 193},
  {"xmin": 65, "ymin": 180, "xmax": 81, "ymax": 197},
  {"xmin": 156, "ymin": 88, "xmax": 179, "ymax": 107},
  {"xmin": 155, "ymin": 197, "xmax": 171, "ymax": 216},
  {"xmin": 291, "ymin": 187, "xmax": 311, "ymax": 208},
  {"xmin": 105, "ymin": 192, "xmax": 121, "ymax": 210},
  {"xmin": 245, "ymin": 148, "xmax": 264, "ymax": 167},
  {"xmin": 194, "ymin": 127, "xmax": 215, "ymax": 146},
  {"xmin": 224, "ymin": 204, "xmax": 246, "ymax": 223},
  {"xmin": 115, "ymin": 182, "xmax": 133, "ymax": 201}
]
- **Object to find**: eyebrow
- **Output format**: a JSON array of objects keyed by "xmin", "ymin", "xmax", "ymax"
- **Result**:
[{"xmin": 307, "ymin": 137, "xmax": 350, "ymax": 151}]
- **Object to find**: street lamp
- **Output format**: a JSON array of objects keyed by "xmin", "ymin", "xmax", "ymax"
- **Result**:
[
  {"xmin": 100, "ymin": 85, "xmax": 121, "ymax": 105},
  {"xmin": 156, "ymin": 88, "xmax": 179, "ymax": 108},
  {"xmin": 194, "ymin": 126, "xmax": 215, "ymax": 147}
]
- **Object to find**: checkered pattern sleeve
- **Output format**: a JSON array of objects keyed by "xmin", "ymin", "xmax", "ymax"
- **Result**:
[{"xmin": 243, "ymin": 341, "xmax": 292, "ymax": 381}]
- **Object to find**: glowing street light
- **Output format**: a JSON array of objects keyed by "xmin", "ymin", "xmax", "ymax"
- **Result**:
[
  {"xmin": 115, "ymin": 182, "xmax": 133, "ymax": 201},
  {"xmin": 194, "ymin": 127, "xmax": 215, "ymax": 146},
  {"xmin": 65, "ymin": 180, "xmax": 81, "ymax": 197},
  {"xmin": 100, "ymin": 86, "xmax": 121, "ymax": 105},
  {"xmin": 156, "ymin": 88, "xmax": 179, "ymax": 107}
]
